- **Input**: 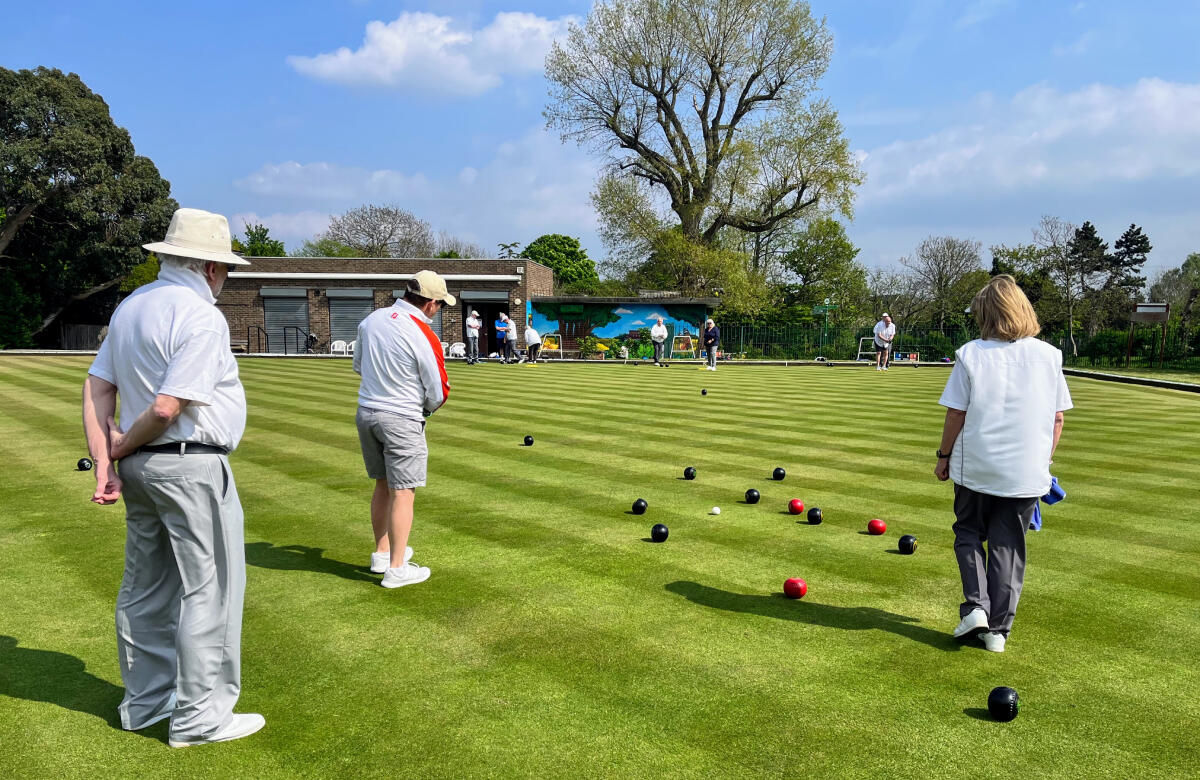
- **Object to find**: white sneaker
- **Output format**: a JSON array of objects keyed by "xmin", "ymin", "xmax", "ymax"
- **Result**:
[
  {"xmin": 953, "ymin": 608, "xmax": 989, "ymax": 639},
  {"xmin": 370, "ymin": 547, "xmax": 413, "ymax": 574},
  {"xmin": 876, "ymin": 367, "xmax": 882, "ymax": 371},
  {"xmin": 381, "ymin": 562, "xmax": 431, "ymax": 589},
  {"xmin": 883, "ymin": 367, "xmax": 889, "ymax": 371},
  {"xmin": 169, "ymin": 713, "xmax": 266, "ymax": 748},
  {"xmin": 981, "ymin": 632, "xmax": 1006, "ymax": 653}
]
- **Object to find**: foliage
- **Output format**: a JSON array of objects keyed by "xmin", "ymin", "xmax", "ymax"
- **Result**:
[
  {"xmin": 323, "ymin": 204, "xmax": 435, "ymax": 257},
  {"xmin": 900, "ymin": 236, "xmax": 985, "ymax": 330},
  {"xmin": 0, "ymin": 67, "xmax": 177, "ymax": 345},
  {"xmin": 547, "ymin": 0, "xmax": 863, "ymax": 253},
  {"xmin": 293, "ymin": 236, "xmax": 364, "ymax": 257},
  {"xmin": 119, "ymin": 254, "xmax": 160, "ymax": 293},
  {"xmin": 630, "ymin": 229, "xmax": 767, "ymax": 318},
  {"xmin": 498, "ymin": 242, "xmax": 521, "ymax": 258},
  {"xmin": 436, "ymin": 250, "xmax": 462, "ymax": 259},
  {"xmin": 241, "ymin": 223, "xmax": 285, "ymax": 257},
  {"xmin": 577, "ymin": 334, "xmax": 600, "ymax": 355},
  {"xmin": 777, "ymin": 218, "xmax": 870, "ymax": 324},
  {"xmin": 521, "ymin": 234, "xmax": 599, "ymax": 287}
]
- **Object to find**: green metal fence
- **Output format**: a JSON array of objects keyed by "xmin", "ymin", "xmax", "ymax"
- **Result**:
[{"xmin": 717, "ymin": 324, "xmax": 976, "ymax": 362}]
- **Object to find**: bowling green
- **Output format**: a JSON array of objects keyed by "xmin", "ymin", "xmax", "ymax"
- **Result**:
[{"xmin": 1, "ymin": 356, "xmax": 1196, "ymax": 779}]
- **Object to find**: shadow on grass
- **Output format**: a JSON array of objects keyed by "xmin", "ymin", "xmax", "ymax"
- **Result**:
[
  {"xmin": 0, "ymin": 635, "xmax": 151, "ymax": 736},
  {"xmin": 664, "ymin": 582, "xmax": 959, "ymax": 652},
  {"xmin": 245, "ymin": 542, "xmax": 376, "ymax": 583},
  {"xmin": 962, "ymin": 707, "xmax": 995, "ymax": 721}
]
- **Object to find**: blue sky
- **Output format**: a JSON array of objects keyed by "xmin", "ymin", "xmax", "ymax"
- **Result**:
[{"xmin": 4, "ymin": 1, "xmax": 1198, "ymax": 278}]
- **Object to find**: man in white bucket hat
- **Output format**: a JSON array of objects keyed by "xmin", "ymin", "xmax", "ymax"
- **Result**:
[{"xmin": 81, "ymin": 208, "xmax": 264, "ymax": 747}]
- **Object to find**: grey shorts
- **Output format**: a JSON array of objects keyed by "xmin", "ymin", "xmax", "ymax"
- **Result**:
[{"xmin": 356, "ymin": 407, "xmax": 427, "ymax": 489}]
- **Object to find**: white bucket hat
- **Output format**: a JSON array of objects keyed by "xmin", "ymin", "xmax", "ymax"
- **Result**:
[{"xmin": 143, "ymin": 208, "xmax": 251, "ymax": 266}]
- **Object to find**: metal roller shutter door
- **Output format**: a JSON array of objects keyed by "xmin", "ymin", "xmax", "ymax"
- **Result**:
[
  {"xmin": 263, "ymin": 296, "xmax": 310, "ymax": 353},
  {"xmin": 330, "ymin": 298, "xmax": 374, "ymax": 343}
]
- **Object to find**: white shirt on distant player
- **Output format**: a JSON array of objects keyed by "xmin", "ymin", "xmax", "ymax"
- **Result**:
[
  {"xmin": 873, "ymin": 319, "xmax": 896, "ymax": 347},
  {"xmin": 938, "ymin": 337, "xmax": 1073, "ymax": 497},
  {"xmin": 651, "ymin": 322, "xmax": 668, "ymax": 343},
  {"xmin": 465, "ymin": 314, "xmax": 481, "ymax": 337},
  {"xmin": 524, "ymin": 326, "xmax": 540, "ymax": 345}
]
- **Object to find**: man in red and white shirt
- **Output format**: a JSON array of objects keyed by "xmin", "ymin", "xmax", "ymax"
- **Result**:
[{"xmin": 354, "ymin": 271, "xmax": 453, "ymax": 588}]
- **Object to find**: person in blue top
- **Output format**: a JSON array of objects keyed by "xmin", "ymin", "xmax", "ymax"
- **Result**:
[
  {"xmin": 703, "ymin": 318, "xmax": 720, "ymax": 371},
  {"xmin": 494, "ymin": 314, "xmax": 512, "ymax": 363}
]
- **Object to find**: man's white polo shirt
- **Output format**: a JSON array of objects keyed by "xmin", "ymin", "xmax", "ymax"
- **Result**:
[
  {"xmin": 354, "ymin": 299, "xmax": 450, "ymax": 423},
  {"xmin": 939, "ymin": 337, "xmax": 1073, "ymax": 498},
  {"xmin": 88, "ymin": 264, "xmax": 246, "ymax": 450},
  {"xmin": 873, "ymin": 320, "xmax": 896, "ymax": 347}
]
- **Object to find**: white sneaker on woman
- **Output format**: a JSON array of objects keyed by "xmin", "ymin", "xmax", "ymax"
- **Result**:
[
  {"xmin": 370, "ymin": 547, "xmax": 413, "ymax": 573},
  {"xmin": 381, "ymin": 562, "xmax": 431, "ymax": 589}
]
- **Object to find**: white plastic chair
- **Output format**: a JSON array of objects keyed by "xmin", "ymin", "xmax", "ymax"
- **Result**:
[
  {"xmin": 330, "ymin": 339, "xmax": 347, "ymax": 355},
  {"xmin": 448, "ymin": 342, "xmax": 466, "ymax": 357},
  {"xmin": 441, "ymin": 341, "xmax": 450, "ymax": 357},
  {"xmin": 347, "ymin": 340, "xmax": 356, "ymax": 355}
]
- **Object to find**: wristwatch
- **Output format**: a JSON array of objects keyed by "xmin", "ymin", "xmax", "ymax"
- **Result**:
[{"xmin": 936, "ymin": 450, "xmax": 952, "ymax": 459}]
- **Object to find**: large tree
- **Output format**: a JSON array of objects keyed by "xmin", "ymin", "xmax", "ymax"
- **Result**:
[
  {"xmin": 323, "ymin": 204, "xmax": 435, "ymax": 257},
  {"xmin": 520, "ymin": 234, "xmax": 598, "ymax": 287},
  {"xmin": 546, "ymin": 0, "xmax": 862, "ymax": 262},
  {"xmin": 900, "ymin": 236, "xmax": 984, "ymax": 330},
  {"xmin": 778, "ymin": 218, "xmax": 868, "ymax": 323},
  {"xmin": 0, "ymin": 67, "xmax": 177, "ymax": 346},
  {"xmin": 238, "ymin": 223, "xmax": 286, "ymax": 257},
  {"xmin": 1033, "ymin": 215, "xmax": 1087, "ymax": 355},
  {"xmin": 1066, "ymin": 221, "xmax": 1112, "ymax": 336}
]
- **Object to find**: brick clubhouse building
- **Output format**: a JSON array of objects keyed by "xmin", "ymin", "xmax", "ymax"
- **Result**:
[{"xmin": 217, "ymin": 256, "xmax": 553, "ymax": 355}]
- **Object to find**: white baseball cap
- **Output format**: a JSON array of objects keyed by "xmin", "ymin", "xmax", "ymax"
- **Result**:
[{"xmin": 407, "ymin": 270, "xmax": 456, "ymax": 306}]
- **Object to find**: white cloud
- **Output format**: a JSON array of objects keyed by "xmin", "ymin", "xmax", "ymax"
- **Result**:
[
  {"xmin": 236, "ymin": 161, "xmax": 428, "ymax": 201},
  {"xmin": 857, "ymin": 78, "xmax": 1200, "ymax": 204},
  {"xmin": 233, "ymin": 127, "xmax": 601, "ymax": 254},
  {"xmin": 230, "ymin": 211, "xmax": 333, "ymax": 250},
  {"xmin": 1052, "ymin": 30, "xmax": 1097, "ymax": 57},
  {"xmin": 630, "ymin": 320, "xmax": 645, "ymax": 325},
  {"xmin": 287, "ymin": 11, "xmax": 577, "ymax": 96},
  {"xmin": 955, "ymin": 0, "xmax": 1014, "ymax": 29},
  {"xmin": 614, "ymin": 307, "xmax": 634, "ymax": 314}
]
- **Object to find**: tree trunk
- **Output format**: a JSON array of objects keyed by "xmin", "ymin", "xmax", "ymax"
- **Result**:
[
  {"xmin": 0, "ymin": 202, "xmax": 39, "ymax": 258},
  {"xmin": 1067, "ymin": 299, "xmax": 1077, "ymax": 356},
  {"xmin": 32, "ymin": 275, "xmax": 125, "ymax": 336}
]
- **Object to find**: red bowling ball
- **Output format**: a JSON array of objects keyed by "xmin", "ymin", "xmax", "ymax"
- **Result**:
[
  {"xmin": 868, "ymin": 518, "xmax": 887, "ymax": 535},
  {"xmin": 788, "ymin": 499, "xmax": 805, "ymax": 515},
  {"xmin": 783, "ymin": 578, "xmax": 808, "ymax": 599}
]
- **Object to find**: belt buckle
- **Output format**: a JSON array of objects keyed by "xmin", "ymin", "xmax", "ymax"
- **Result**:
[{"xmin": 178, "ymin": 442, "xmax": 186, "ymax": 457}]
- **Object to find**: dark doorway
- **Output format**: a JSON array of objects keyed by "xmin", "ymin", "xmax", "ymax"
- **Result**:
[{"xmin": 463, "ymin": 301, "xmax": 510, "ymax": 358}]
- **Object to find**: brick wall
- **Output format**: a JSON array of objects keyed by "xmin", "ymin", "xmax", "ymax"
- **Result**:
[{"xmin": 217, "ymin": 256, "xmax": 552, "ymax": 352}]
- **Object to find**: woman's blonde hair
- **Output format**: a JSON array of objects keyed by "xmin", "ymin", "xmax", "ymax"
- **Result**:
[{"xmin": 972, "ymin": 274, "xmax": 1041, "ymax": 341}]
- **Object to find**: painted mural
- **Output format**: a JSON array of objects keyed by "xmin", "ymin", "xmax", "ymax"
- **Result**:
[{"xmin": 527, "ymin": 300, "xmax": 709, "ymax": 350}]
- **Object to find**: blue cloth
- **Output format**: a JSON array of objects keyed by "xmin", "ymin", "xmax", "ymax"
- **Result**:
[
  {"xmin": 1030, "ymin": 476, "xmax": 1065, "ymax": 531},
  {"xmin": 704, "ymin": 326, "xmax": 720, "ymax": 347}
]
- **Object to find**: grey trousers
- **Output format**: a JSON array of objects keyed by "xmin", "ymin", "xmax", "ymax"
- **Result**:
[
  {"xmin": 653, "ymin": 340, "xmax": 665, "ymax": 363},
  {"xmin": 706, "ymin": 347, "xmax": 718, "ymax": 368},
  {"xmin": 952, "ymin": 484, "xmax": 1035, "ymax": 636},
  {"xmin": 467, "ymin": 336, "xmax": 479, "ymax": 362},
  {"xmin": 116, "ymin": 451, "xmax": 246, "ymax": 740}
]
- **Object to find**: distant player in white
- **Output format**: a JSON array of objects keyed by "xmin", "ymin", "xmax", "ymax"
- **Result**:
[{"xmin": 874, "ymin": 313, "xmax": 896, "ymax": 371}]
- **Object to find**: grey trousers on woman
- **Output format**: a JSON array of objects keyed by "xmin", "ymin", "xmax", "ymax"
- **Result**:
[
  {"xmin": 706, "ymin": 346, "xmax": 718, "ymax": 368},
  {"xmin": 115, "ymin": 451, "xmax": 246, "ymax": 741},
  {"xmin": 952, "ymin": 484, "xmax": 1036, "ymax": 636},
  {"xmin": 467, "ymin": 336, "xmax": 479, "ymax": 362}
]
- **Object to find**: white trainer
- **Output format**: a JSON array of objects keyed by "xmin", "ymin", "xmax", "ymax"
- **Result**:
[
  {"xmin": 169, "ymin": 713, "xmax": 265, "ymax": 748},
  {"xmin": 381, "ymin": 562, "xmax": 431, "ymax": 589},
  {"xmin": 981, "ymin": 632, "xmax": 1006, "ymax": 653},
  {"xmin": 370, "ymin": 547, "xmax": 413, "ymax": 574},
  {"xmin": 953, "ymin": 608, "xmax": 989, "ymax": 640}
]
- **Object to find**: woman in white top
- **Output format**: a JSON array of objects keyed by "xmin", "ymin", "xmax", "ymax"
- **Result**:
[{"xmin": 935, "ymin": 274, "xmax": 1071, "ymax": 653}]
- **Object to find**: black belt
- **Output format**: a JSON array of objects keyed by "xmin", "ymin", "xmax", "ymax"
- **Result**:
[{"xmin": 136, "ymin": 443, "xmax": 229, "ymax": 456}]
